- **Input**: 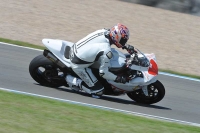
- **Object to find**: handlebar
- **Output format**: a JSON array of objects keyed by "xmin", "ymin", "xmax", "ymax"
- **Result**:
[
  {"xmin": 124, "ymin": 46, "xmax": 150, "ymax": 68},
  {"xmin": 122, "ymin": 45, "xmax": 138, "ymax": 54},
  {"xmin": 126, "ymin": 53, "xmax": 139, "ymax": 67}
]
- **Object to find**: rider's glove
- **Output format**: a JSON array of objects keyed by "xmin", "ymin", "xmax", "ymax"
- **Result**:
[
  {"xmin": 115, "ymin": 75, "xmax": 128, "ymax": 84},
  {"xmin": 127, "ymin": 45, "xmax": 137, "ymax": 55}
]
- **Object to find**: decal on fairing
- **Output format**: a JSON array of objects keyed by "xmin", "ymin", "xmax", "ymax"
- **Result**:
[
  {"xmin": 111, "ymin": 85, "xmax": 125, "ymax": 92},
  {"xmin": 148, "ymin": 59, "xmax": 158, "ymax": 75}
]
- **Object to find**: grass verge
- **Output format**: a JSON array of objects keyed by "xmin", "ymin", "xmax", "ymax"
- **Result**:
[
  {"xmin": 0, "ymin": 37, "xmax": 45, "ymax": 50},
  {"xmin": 0, "ymin": 90, "xmax": 200, "ymax": 133},
  {"xmin": 0, "ymin": 37, "xmax": 199, "ymax": 80}
]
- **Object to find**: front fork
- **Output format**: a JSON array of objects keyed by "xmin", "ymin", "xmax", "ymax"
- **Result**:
[
  {"xmin": 132, "ymin": 85, "xmax": 149, "ymax": 96},
  {"xmin": 142, "ymin": 86, "xmax": 149, "ymax": 96}
]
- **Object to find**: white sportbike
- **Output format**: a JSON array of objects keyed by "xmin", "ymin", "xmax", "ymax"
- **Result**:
[{"xmin": 29, "ymin": 39, "xmax": 165, "ymax": 104}]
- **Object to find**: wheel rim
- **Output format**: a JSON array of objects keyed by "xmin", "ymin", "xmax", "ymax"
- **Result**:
[
  {"xmin": 148, "ymin": 85, "xmax": 158, "ymax": 98},
  {"xmin": 35, "ymin": 65, "xmax": 63, "ymax": 85},
  {"xmin": 132, "ymin": 84, "xmax": 160, "ymax": 102}
]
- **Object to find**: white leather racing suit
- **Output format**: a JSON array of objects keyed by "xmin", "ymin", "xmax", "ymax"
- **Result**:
[{"xmin": 68, "ymin": 29, "xmax": 117, "ymax": 94}]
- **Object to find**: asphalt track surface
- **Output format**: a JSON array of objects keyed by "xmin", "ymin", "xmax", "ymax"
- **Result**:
[{"xmin": 0, "ymin": 43, "xmax": 200, "ymax": 125}]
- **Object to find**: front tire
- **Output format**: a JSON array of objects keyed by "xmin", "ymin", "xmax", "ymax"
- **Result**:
[
  {"xmin": 29, "ymin": 55, "xmax": 64, "ymax": 87},
  {"xmin": 127, "ymin": 80, "xmax": 165, "ymax": 104}
]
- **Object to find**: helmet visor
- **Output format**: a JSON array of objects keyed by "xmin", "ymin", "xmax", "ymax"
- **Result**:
[{"xmin": 119, "ymin": 38, "xmax": 127, "ymax": 46}]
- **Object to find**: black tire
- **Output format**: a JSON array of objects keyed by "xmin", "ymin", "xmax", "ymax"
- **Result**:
[
  {"xmin": 29, "ymin": 55, "xmax": 64, "ymax": 87},
  {"xmin": 127, "ymin": 80, "xmax": 165, "ymax": 104}
]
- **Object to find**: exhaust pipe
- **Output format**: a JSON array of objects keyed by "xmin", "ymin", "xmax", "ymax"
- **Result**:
[{"xmin": 43, "ymin": 49, "xmax": 66, "ymax": 68}]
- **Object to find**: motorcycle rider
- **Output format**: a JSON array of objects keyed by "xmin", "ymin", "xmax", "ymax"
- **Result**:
[{"xmin": 66, "ymin": 23, "xmax": 136, "ymax": 98}]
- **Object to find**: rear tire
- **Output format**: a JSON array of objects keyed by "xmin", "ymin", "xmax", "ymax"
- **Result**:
[
  {"xmin": 127, "ymin": 80, "xmax": 165, "ymax": 104},
  {"xmin": 29, "ymin": 55, "xmax": 64, "ymax": 87}
]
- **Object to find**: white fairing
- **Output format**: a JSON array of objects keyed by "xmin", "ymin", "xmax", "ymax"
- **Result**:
[
  {"xmin": 141, "ymin": 53, "xmax": 157, "ymax": 83},
  {"xmin": 107, "ymin": 50, "xmax": 157, "ymax": 92},
  {"xmin": 42, "ymin": 39, "xmax": 73, "ymax": 67},
  {"xmin": 42, "ymin": 38, "xmax": 158, "ymax": 92},
  {"xmin": 110, "ymin": 48, "xmax": 126, "ymax": 68}
]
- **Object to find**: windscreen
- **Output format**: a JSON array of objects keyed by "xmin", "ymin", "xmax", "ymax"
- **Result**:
[{"xmin": 133, "ymin": 48, "xmax": 150, "ymax": 67}]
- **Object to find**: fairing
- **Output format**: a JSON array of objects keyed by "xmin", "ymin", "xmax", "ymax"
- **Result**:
[
  {"xmin": 42, "ymin": 39, "xmax": 73, "ymax": 67},
  {"xmin": 107, "ymin": 50, "xmax": 158, "ymax": 92}
]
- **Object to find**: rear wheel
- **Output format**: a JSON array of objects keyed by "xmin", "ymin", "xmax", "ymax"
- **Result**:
[
  {"xmin": 127, "ymin": 80, "xmax": 165, "ymax": 104},
  {"xmin": 29, "ymin": 55, "xmax": 65, "ymax": 87}
]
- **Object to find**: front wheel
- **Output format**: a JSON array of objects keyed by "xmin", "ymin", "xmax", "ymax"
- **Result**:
[{"xmin": 127, "ymin": 80, "xmax": 165, "ymax": 104}]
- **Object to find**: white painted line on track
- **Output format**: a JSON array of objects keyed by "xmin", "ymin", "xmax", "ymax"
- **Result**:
[
  {"xmin": 1, "ymin": 41, "xmax": 200, "ymax": 82},
  {"xmin": 0, "ymin": 87, "xmax": 200, "ymax": 127},
  {"xmin": 159, "ymin": 72, "xmax": 200, "ymax": 82}
]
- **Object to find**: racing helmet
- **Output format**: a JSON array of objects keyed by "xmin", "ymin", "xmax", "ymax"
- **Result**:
[{"xmin": 109, "ymin": 23, "xmax": 129, "ymax": 48}]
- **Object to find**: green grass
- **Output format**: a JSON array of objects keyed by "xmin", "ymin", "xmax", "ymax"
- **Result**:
[
  {"xmin": 0, "ymin": 90, "xmax": 200, "ymax": 133},
  {"xmin": 0, "ymin": 37, "xmax": 199, "ymax": 80},
  {"xmin": 0, "ymin": 37, "xmax": 45, "ymax": 50}
]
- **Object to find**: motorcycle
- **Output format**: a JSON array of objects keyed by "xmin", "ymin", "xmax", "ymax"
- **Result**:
[{"xmin": 29, "ymin": 39, "xmax": 165, "ymax": 104}]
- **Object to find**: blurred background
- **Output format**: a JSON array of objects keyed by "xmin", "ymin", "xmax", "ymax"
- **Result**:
[{"xmin": 121, "ymin": 0, "xmax": 200, "ymax": 16}]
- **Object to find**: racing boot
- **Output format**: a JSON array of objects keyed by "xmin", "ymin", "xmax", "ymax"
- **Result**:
[
  {"xmin": 65, "ymin": 75, "xmax": 82, "ymax": 92},
  {"xmin": 81, "ymin": 82, "xmax": 104, "ymax": 99},
  {"xmin": 71, "ymin": 68, "xmax": 104, "ymax": 98}
]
